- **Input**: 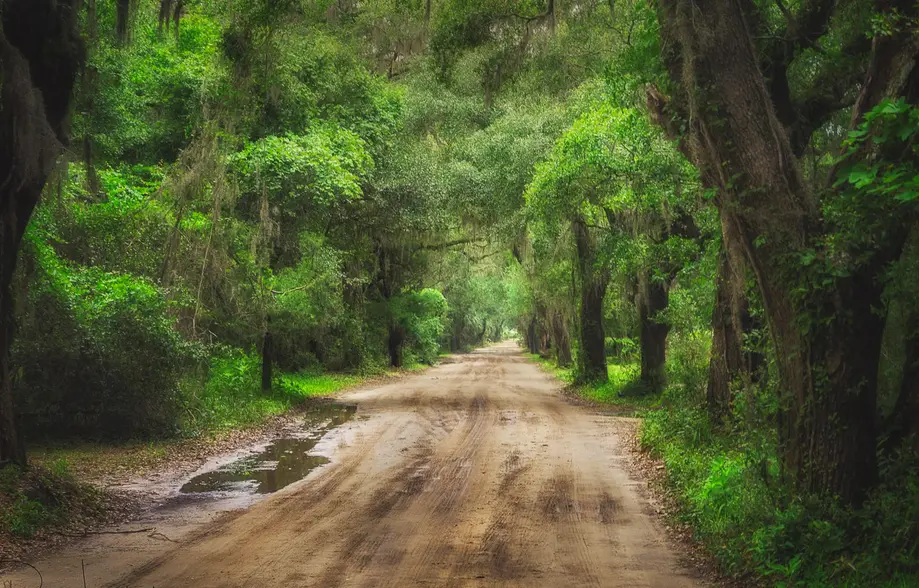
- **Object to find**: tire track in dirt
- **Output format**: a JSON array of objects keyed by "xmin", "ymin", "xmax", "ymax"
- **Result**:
[{"xmin": 6, "ymin": 342, "xmax": 705, "ymax": 588}]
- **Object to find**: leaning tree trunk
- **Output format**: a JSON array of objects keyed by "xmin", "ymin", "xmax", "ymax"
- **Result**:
[
  {"xmin": 637, "ymin": 274, "xmax": 670, "ymax": 394},
  {"xmin": 0, "ymin": 2, "xmax": 81, "ymax": 468},
  {"xmin": 651, "ymin": 0, "xmax": 918, "ymax": 504},
  {"xmin": 573, "ymin": 217, "xmax": 608, "ymax": 383}
]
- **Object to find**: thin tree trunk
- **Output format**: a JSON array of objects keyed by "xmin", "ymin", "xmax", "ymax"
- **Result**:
[
  {"xmin": 550, "ymin": 311, "xmax": 572, "ymax": 367},
  {"xmin": 637, "ymin": 275, "xmax": 669, "ymax": 394},
  {"xmin": 261, "ymin": 322, "xmax": 273, "ymax": 393},
  {"xmin": 573, "ymin": 217, "xmax": 607, "ymax": 383},
  {"xmin": 0, "ymin": 227, "xmax": 28, "ymax": 467}
]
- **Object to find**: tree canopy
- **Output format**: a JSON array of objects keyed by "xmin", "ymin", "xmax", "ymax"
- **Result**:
[{"xmin": 1, "ymin": 0, "xmax": 918, "ymax": 584}]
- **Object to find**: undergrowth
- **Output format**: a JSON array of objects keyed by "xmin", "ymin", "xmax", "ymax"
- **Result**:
[
  {"xmin": 639, "ymin": 367, "xmax": 919, "ymax": 587},
  {"xmin": 525, "ymin": 353, "xmax": 660, "ymax": 412},
  {"xmin": 182, "ymin": 350, "xmax": 411, "ymax": 434},
  {"xmin": 0, "ymin": 462, "xmax": 107, "ymax": 540}
]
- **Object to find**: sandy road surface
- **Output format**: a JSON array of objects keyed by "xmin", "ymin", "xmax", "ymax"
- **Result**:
[{"xmin": 4, "ymin": 342, "xmax": 701, "ymax": 587}]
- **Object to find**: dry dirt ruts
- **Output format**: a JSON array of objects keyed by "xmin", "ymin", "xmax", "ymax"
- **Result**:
[{"xmin": 2, "ymin": 342, "xmax": 703, "ymax": 587}]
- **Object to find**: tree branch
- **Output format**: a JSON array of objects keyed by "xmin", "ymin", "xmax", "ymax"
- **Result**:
[{"xmin": 414, "ymin": 238, "xmax": 484, "ymax": 252}]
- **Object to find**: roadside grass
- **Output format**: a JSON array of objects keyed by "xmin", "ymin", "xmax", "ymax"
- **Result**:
[
  {"xmin": 641, "ymin": 402, "xmax": 919, "ymax": 587},
  {"xmin": 524, "ymin": 353, "xmax": 660, "ymax": 413},
  {"xmin": 0, "ymin": 461, "xmax": 107, "ymax": 542},
  {"xmin": 25, "ymin": 355, "xmax": 432, "ymax": 518},
  {"xmin": 636, "ymin": 338, "xmax": 919, "ymax": 588}
]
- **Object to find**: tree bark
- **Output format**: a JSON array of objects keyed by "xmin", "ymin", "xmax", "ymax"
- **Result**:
[
  {"xmin": 0, "ymin": 1, "xmax": 80, "ymax": 468},
  {"xmin": 573, "ymin": 217, "xmax": 607, "ymax": 383},
  {"xmin": 706, "ymin": 247, "xmax": 751, "ymax": 422},
  {"xmin": 884, "ymin": 312, "xmax": 919, "ymax": 452},
  {"xmin": 549, "ymin": 311, "xmax": 572, "ymax": 367},
  {"xmin": 651, "ymin": 0, "xmax": 918, "ymax": 503},
  {"xmin": 388, "ymin": 324, "xmax": 405, "ymax": 368},
  {"xmin": 637, "ymin": 275, "xmax": 669, "ymax": 394},
  {"xmin": 527, "ymin": 317, "xmax": 539, "ymax": 354},
  {"xmin": 261, "ymin": 326, "xmax": 273, "ymax": 393}
]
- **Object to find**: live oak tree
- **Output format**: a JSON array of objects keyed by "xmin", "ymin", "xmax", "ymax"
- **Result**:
[
  {"xmin": 0, "ymin": 0, "xmax": 82, "ymax": 467},
  {"xmin": 526, "ymin": 100, "xmax": 702, "ymax": 386},
  {"xmin": 648, "ymin": 0, "xmax": 919, "ymax": 503}
]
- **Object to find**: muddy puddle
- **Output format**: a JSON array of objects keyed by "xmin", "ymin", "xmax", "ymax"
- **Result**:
[{"xmin": 181, "ymin": 403, "xmax": 356, "ymax": 495}]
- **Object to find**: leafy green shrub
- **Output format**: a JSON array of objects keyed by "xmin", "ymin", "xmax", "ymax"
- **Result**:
[
  {"xmin": 392, "ymin": 288, "xmax": 449, "ymax": 364},
  {"xmin": 4, "ymin": 496, "xmax": 51, "ymax": 538},
  {"xmin": 664, "ymin": 329, "xmax": 710, "ymax": 403},
  {"xmin": 14, "ymin": 232, "xmax": 195, "ymax": 439},
  {"xmin": 641, "ymin": 405, "xmax": 919, "ymax": 586},
  {"xmin": 0, "ymin": 463, "xmax": 105, "ymax": 539},
  {"xmin": 185, "ymin": 349, "xmax": 278, "ymax": 430},
  {"xmin": 605, "ymin": 336, "xmax": 638, "ymax": 360}
]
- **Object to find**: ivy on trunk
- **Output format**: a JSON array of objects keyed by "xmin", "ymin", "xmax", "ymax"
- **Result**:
[{"xmin": 650, "ymin": 0, "xmax": 919, "ymax": 504}]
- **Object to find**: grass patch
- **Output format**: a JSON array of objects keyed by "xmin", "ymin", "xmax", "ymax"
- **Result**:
[
  {"xmin": 641, "ymin": 403, "xmax": 919, "ymax": 587},
  {"xmin": 183, "ymin": 350, "xmax": 406, "ymax": 433},
  {"xmin": 276, "ymin": 372, "xmax": 362, "ymax": 399},
  {"xmin": 0, "ymin": 462, "xmax": 107, "ymax": 540},
  {"xmin": 524, "ymin": 353, "xmax": 660, "ymax": 413}
]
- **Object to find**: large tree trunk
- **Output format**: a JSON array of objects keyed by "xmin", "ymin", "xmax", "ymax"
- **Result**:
[
  {"xmin": 637, "ymin": 274, "xmax": 669, "ymax": 394},
  {"xmin": 573, "ymin": 217, "xmax": 608, "ymax": 383},
  {"xmin": 651, "ymin": 0, "xmax": 919, "ymax": 503},
  {"xmin": 0, "ymin": 1, "xmax": 81, "ymax": 468},
  {"xmin": 549, "ymin": 311, "xmax": 572, "ymax": 367}
]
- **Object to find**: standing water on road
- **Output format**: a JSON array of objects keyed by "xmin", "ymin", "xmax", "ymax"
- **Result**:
[{"xmin": 180, "ymin": 403, "xmax": 357, "ymax": 495}]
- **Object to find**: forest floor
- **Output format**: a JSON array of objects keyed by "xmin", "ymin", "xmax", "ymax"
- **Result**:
[{"xmin": 1, "ymin": 342, "xmax": 710, "ymax": 587}]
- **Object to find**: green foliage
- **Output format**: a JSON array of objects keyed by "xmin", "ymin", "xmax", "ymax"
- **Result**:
[
  {"xmin": 185, "ymin": 350, "xmax": 362, "ymax": 432},
  {"xmin": 77, "ymin": 12, "xmax": 224, "ymax": 163},
  {"xmin": 15, "ymin": 223, "xmax": 196, "ymax": 438},
  {"xmin": 392, "ymin": 288, "xmax": 450, "ymax": 364},
  {"xmin": 229, "ymin": 128, "xmax": 372, "ymax": 209},
  {"xmin": 0, "ymin": 464, "xmax": 105, "ymax": 540},
  {"xmin": 642, "ymin": 404, "xmax": 919, "ymax": 586}
]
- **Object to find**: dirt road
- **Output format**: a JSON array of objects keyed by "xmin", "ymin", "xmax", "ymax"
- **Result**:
[{"xmin": 4, "ymin": 343, "xmax": 701, "ymax": 587}]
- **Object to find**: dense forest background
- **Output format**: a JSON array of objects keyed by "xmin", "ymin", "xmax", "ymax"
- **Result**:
[{"xmin": 2, "ymin": 0, "xmax": 919, "ymax": 585}]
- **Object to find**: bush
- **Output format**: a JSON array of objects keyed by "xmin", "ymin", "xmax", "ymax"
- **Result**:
[
  {"xmin": 605, "ymin": 336, "xmax": 637, "ymax": 360},
  {"xmin": 14, "ymin": 235, "xmax": 195, "ymax": 439},
  {"xmin": 392, "ymin": 288, "xmax": 449, "ymax": 364},
  {"xmin": 184, "ymin": 349, "xmax": 278, "ymax": 431},
  {"xmin": 0, "ymin": 463, "xmax": 106, "ymax": 539},
  {"xmin": 641, "ymin": 404, "xmax": 919, "ymax": 586}
]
